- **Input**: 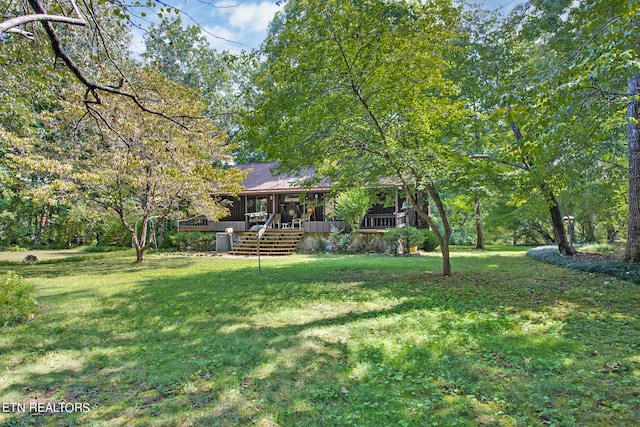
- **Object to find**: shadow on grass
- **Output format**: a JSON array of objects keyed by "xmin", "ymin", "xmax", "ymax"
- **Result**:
[
  {"xmin": 6, "ymin": 255, "xmax": 198, "ymax": 279},
  {"xmin": 1, "ymin": 254, "xmax": 638, "ymax": 426}
]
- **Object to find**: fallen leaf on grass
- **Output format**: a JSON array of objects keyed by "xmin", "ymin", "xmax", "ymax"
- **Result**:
[
  {"xmin": 340, "ymin": 386, "xmax": 349, "ymax": 394},
  {"xmin": 600, "ymin": 362, "xmax": 622, "ymax": 373}
]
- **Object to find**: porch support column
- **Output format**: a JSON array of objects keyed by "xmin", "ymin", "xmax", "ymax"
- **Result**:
[{"xmin": 395, "ymin": 187, "xmax": 399, "ymax": 214}]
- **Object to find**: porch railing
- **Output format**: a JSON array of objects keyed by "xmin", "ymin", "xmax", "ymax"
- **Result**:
[
  {"xmin": 361, "ymin": 214, "xmax": 397, "ymax": 229},
  {"xmin": 178, "ymin": 216, "xmax": 208, "ymax": 232},
  {"xmin": 180, "ymin": 214, "xmax": 406, "ymax": 234}
]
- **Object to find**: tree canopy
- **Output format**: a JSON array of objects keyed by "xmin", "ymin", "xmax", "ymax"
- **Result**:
[
  {"xmin": 8, "ymin": 69, "xmax": 245, "ymax": 262},
  {"xmin": 0, "ymin": 0, "xmax": 637, "ymax": 266},
  {"xmin": 245, "ymin": 0, "xmax": 468, "ymax": 275}
]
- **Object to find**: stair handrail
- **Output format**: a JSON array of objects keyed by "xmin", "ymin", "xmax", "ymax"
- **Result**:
[
  {"xmin": 257, "ymin": 212, "xmax": 275, "ymax": 241},
  {"xmin": 257, "ymin": 212, "xmax": 276, "ymax": 274}
]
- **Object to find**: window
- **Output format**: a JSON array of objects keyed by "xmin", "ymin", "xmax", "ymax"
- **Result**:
[{"xmin": 247, "ymin": 197, "xmax": 268, "ymax": 213}]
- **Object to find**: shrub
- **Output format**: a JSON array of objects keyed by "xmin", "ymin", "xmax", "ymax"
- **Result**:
[
  {"xmin": 97, "ymin": 218, "xmax": 131, "ymax": 247},
  {"xmin": 169, "ymin": 232, "xmax": 214, "ymax": 252},
  {"xmin": 420, "ymin": 229, "xmax": 439, "ymax": 252},
  {"xmin": 449, "ymin": 230, "xmax": 473, "ymax": 246},
  {"xmin": 384, "ymin": 226, "xmax": 424, "ymax": 256},
  {"xmin": 327, "ymin": 226, "xmax": 354, "ymax": 253},
  {"xmin": 0, "ymin": 272, "xmax": 38, "ymax": 324},
  {"xmin": 311, "ymin": 237, "xmax": 327, "ymax": 253},
  {"xmin": 527, "ymin": 246, "xmax": 640, "ymax": 284}
]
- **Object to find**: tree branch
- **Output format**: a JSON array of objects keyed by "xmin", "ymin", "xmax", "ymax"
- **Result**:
[
  {"xmin": 2, "ymin": 27, "xmax": 36, "ymax": 40},
  {"xmin": 24, "ymin": 0, "xmax": 190, "ymax": 129},
  {"xmin": 0, "ymin": 13, "xmax": 86, "ymax": 35},
  {"xmin": 469, "ymin": 153, "xmax": 531, "ymax": 171}
]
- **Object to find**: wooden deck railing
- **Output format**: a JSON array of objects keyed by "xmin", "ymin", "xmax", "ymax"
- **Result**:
[
  {"xmin": 361, "ymin": 214, "xmax": 396, "ymax": 229},
  {"xmin": 180, "ymin": 214, "xmax": 407, "ymax": 234},
  {"xmin": 178, "ymin": 216, "xmax": 208, "ymax": 232}
]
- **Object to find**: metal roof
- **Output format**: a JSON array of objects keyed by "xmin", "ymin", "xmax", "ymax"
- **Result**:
[{"xmin": 237, "ymin": 163, "xmax": 330, "ymax": 195}]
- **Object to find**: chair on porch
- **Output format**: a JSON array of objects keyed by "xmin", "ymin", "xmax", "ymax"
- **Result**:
[
  {"xmin": 293, "ymin": 213, "xmax": 308, "ymax": 229},
  {"xmin": 307, "ymin": 206, "xmax": 315, "ymax": 221}
]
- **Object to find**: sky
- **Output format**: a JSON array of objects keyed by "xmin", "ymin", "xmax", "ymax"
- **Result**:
[
  {"xmin": 129, "ymin": 0, "xmax": 284, "ymax": 56},
  {"xmin": 129, "ymin": 0, "xmax": 524, "ymax": 56}
]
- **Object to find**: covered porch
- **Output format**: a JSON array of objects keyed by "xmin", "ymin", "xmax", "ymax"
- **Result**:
[
  {"xmin": 178, "ymin": 191, "xmax": 407, "ymax": 234},
  {"xmin": 177, "ymin": 163, "xmax": 414, "ymax": 234}
]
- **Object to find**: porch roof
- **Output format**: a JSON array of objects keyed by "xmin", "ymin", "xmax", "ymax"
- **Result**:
[{"xmin": 237, "ymin": 162, "xmax": 330, "ymax": 195}]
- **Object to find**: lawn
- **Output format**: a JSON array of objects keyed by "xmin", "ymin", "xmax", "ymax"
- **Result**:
[{"xmin": 0, "ymin": 248, "xmax": 638, "ymax": 426}]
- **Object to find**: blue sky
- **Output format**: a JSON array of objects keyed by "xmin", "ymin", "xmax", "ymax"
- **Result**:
[
  {"xmin": 129, "ymin": 0, "xmax": 283, "ymax": 55},
  {"xmin": 129, "ymin": 0, "xmax": 524, "ymax": 55}
]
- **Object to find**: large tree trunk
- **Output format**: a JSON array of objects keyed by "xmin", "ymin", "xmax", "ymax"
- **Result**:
[
  {"xmin": 416, "ymin": 190, "xmax": 430, "ymax": 229},
  {"xmin": 474, "ymin": 195, "xmax": 484, "ymax": 250},
  {"xmin": 584, "ymin": 214, "xmax": 597, "ymax": 243},
  {"xmin": 424, "ymin": 185, "xmax": 452, "ymax": 276},
  {"xmin": 508, "ymin": 119, "xmax": 574, "ymax": 256},
  {"xmin": 625, "ymin": 73, "xmax": 640, "ymax": 262},
  {"xmin": 405, "ymin": 184, "xmax": 451, "ymax": 276},
  {"xmin": 136, "ymin": 246, "xmax": 145, "ymax": 263},
  {"xmin": 541, "ymin": 183, "xmax": 575, "ymax": 256},
  {"xmin": 135, "ymin": 218, "xmax": 149, "ymax": 263}
]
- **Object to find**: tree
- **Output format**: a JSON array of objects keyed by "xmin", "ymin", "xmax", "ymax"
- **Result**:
[
  {"xmin": 626, "ymin": 73, "xmax": 640, "ymax": 259},
  {"xmin": 142, "ymin": 16, "xmax": 260, "ymax": 162},
  {"xmin": 0, "ymin": 28, "xmax": 72, "ymax": 247},
  {"xmin": 246, "ymin": 0, "xmax": 465, "ymax": 275},
  {"xmin": 462, "ymin": 1, "xmax": 630, "ymax": 256},
  {"xmin": 335, "ymin": 188, "xmax": 373, "ymax": 233},
  {"xmin": 8, "ymin": 70, "xmax": 245, "ymax": 262},
  {"xmin": 1, "ymin": 1, "xmax": 235, "ymax": 127}
]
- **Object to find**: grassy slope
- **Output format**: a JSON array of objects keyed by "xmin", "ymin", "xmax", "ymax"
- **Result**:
[{"xmin": 0, "ymin": 248, "xmax": 638, "ymax": 426}]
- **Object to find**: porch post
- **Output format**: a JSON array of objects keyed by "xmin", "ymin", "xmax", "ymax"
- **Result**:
[
  {"xmin": 272, "ymin": 193, "xmax": 276, "ymax": 214},
  {"xmin": 395, "ymin": 187, "xmax": 399, "ymax": 214}
]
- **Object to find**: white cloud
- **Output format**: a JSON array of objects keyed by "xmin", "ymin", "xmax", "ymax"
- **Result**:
[
  {"xmin": 203, "ymin": 1, "xmax": 282, "ymax": 53},
  {"xmin": 128, "ymin": 28, "xmax": 146, "ymax": 58},
  {"xmin": 226, "ymin": 1, "xmax": 281, "ymax": 32},
  {"xmin": 126, "ymin": 1, "xmax": 282, "ymax": 55},
  {"xmin": 202, "ymin": 25, "xmax": 245, "ymax": 52}
]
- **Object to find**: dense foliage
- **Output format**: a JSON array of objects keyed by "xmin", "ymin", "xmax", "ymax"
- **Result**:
[
  {"xmin": 0, "ymin": 271, "xmax": 37, "ymax": 324},
  {"xmin": 420, "ymin": 229, "xmax": 439, "ymax": 252},
  {"xmin": 0, "ymin": 0, "xmax": 637, "ymax": 264},
  {"xmin": 335, "ymin": 188, "xmax": 374, "ymax": 232},
  {"xmin": 384, "ymin": 226, "xmax": 425, "ymax": 256}
]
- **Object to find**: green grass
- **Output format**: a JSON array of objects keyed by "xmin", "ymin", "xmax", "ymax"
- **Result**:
[
  {"xmin": 0, "ymin": 248, "xmax": 638, "ymax": 426},
  {"xmin": 0, "ymin": 247, "xmax": 135, "ymax": 264}
]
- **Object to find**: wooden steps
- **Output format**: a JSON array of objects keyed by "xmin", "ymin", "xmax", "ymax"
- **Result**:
[{"xmin": 230, "ymin": 229, "xmax": 304, "ymax": 256}]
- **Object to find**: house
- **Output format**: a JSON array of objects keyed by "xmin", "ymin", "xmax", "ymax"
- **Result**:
[{"xmin": 178, "ymin": 162, "xmax": 411, "ymax": 234}]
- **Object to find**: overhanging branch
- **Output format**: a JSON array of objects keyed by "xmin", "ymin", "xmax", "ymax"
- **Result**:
[
  {"xmin": 0, "ymin": 13, "xmax": 86, "ymax": 35},
  {"xmin": 18, "ymin": 0, "xmax": 190, "ymax": 129},
  {"xmin": 469, "ymin": 153, "xmax": 531, "ymax": 171}
]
